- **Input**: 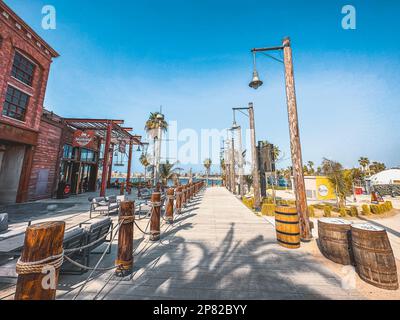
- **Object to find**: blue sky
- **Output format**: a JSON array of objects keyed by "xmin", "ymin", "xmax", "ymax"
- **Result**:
[{"xmin": 4, "ymin": 0, "xmax": 400, "ymax": 173}]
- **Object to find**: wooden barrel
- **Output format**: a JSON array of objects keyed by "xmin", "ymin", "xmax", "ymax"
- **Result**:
[
  {"xmin": 351, "ymin": 223, "xmax": 399, "ymax": 290},
  {"xmin": 275, "ymin": 206, "xmax": 300, "ymax": 249},
  {"xmin": 318, "ymin": 218, "xmax": 353, "ymax": 265}
]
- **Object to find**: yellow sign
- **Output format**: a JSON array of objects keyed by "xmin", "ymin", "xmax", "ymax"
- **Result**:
[{"xmin": 316, "ymin": 177, "xmax": 336, "ymax": 200}]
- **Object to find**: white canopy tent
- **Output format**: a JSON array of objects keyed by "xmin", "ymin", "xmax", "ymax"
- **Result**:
[{"xmin": 369, "ymin": 169, "xmax": 400, "ymax": 186}]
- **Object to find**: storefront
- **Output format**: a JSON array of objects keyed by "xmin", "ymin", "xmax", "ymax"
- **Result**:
[{"xmin": 58, "ymin": 129, "xmax": 101, "ymax": 197}]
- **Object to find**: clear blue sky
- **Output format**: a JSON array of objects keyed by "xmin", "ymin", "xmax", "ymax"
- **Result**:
[{"xmin": 5, "ymin": 0, "xmax": 400, "ymax": 173}]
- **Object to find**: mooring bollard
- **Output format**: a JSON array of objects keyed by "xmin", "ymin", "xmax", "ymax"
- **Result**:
[
  {"xmin": 120, "ymin": 182, "xmax": 125, "ymax": 196},
  {"xmin": 150, "ymin": 192, "xmax": 161, "ymax": 241},
  {"xmin": 15, "ymin": 221, "xmax": 65, "ymax": 300},
  {"xmin": 115, "ymin": 201, "xmax": 134, "ymax": 277},
  {"xmin": 181, "ymin": 186, "xmax": 187, "ymax": 207},
  {"xmin": 175, "ymin": 186, "xmax": 182, "ymax": 214},
  {"xmin": 166, "ymin": 188, "xmax": 175, "ymax": 224}
]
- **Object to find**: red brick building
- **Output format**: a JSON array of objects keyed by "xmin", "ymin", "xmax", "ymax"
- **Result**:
[{"xmin": 0, "ymin": 1, "xmax": 59, "ymax": 203}]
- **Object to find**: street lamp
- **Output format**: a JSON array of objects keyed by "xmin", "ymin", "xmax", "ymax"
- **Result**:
[
  {"xmin": 248, "ymin": 37, "xmax": 312, "ymax": 241},
  {"xmin": 249, "ymin": 52, "xmax": 263, "ymax": 89}
]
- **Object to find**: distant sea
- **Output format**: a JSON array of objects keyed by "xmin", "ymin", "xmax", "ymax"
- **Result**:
[{"xmin": 110, "ymin": 177, "xmax": 222, "ymax": 187}]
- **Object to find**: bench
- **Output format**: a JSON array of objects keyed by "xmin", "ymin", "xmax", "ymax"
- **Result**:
[
  {"xmin": 80, "ymin": 217, "xmax": 113, "ymax": 267},
  {"xmin": 89, "ymin": 196, "xmax": 124, "ymax": 218},
  {"xmin": 60, "ymin": 227, "xmax": 87, "ymax": 275},
  {"xmin": 0, "ymin": 213, "xmax": 8, "ymax": 233}
]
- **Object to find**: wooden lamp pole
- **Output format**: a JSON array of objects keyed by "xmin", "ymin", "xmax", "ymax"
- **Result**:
[{"xmin": 250, "ymin": 37, "xmax": 312, "ymax": 241}]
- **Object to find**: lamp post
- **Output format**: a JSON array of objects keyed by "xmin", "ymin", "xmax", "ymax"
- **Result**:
[
  {"xmin": 153, "ymin": 113, "xmax": 165, "ymax": 187},
  {"xmin": 232, "ymin": 105, "xmax": 262, "ymax": 211},
  {"xmin": 231, "ymin": 117, "xmax": 245, "ymax": 198},
  {"xmin": 249, "ymin": 37, "xmax": 312, "ymax": 241}
]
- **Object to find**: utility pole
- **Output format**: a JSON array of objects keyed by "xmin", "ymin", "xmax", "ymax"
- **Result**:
[
  {"xmin": 282, "ymin": 37, "xmax": 311, "ymax": 241},
  {"xmin": 231, "ymin": 136, "xmax": 236, "ymax": 195},
  {"xmin": 236, "ymin": 126, "xmax": 245, "ymax": 198},
  {"xmin": 249, "ymin": 37, "xmax": 312, "ymax": 241},
  {"xmin": 249, "ymin": 104, "xmax": 261, "ymax": 211}
]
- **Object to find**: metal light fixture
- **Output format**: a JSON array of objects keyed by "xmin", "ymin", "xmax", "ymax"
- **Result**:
[
  {"xmin": 137, "ymin": 145, "xmax": 142, "ymax": 152},
  {"xmin": 249, "ymin": 52, "xmax": 263, "ymax": 90}
]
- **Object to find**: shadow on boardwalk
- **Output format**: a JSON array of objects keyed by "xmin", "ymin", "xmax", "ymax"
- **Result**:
[{"xmin": 56, "ymin": 191, "xmax": 352, "ymax": 300}]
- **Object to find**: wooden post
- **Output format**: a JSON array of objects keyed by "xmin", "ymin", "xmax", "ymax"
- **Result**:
[
  {"xmin": 126, "ymin": 138, "xmax": 133, "ymax": 195},
  {"xmin": 249, "ymin": 104, "xmax": 261, "ymax": 211},
  {"xmin": 165, "ymin": 188, "xmax": 174, "ymax": 224},
  {"xmin": 181, "ymin": 186, "xmax": 186, "ymax": 207},
  {"xmin": 231, "ymin": 137, "xmax": 236, "ymax": 195},
  {"xmin": 100, "ymin": 121, "xmax": 113, "ymax": 197},
  {"xmin": 120, "ymin": 182, "xmax": 125, "ymax": 196},
  {"xmin": 107, "ymin": 143, "xmax": 114, "ymax": 188},
  {"xmin": 15, "ymin": 222, "xmax": 65, "ymax": 300},
  {"xmin": 115, "ymin": 201, "xmax": 134, "ymax": 277},
  {"xmin": 150, "ymin": 192, "xmax": 161, "ymax": 241},
  {"xmin": 175, "ymin": 186, "xmax": 182, "ymax": 214},
  {"xmin": 282, "ymin": 37, "xmax": 312, "ymax": 241}
]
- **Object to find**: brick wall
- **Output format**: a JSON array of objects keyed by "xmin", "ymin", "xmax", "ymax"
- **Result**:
[
  {"xmin": 28, "ymin": 117, "xmax": 62, "ymax": 200},
  {"xmin": 0, "ymin": 3, "xmax": 57, "ymax": 133}
]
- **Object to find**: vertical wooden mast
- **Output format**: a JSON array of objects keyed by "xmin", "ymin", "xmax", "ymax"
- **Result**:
[
  {"xmin": 100, "ymin": 121, "xmax": 113, "ymax": 197},
  {"xmin": 282, "ymin": 37, "xmax": 312, "ymax": 241}
]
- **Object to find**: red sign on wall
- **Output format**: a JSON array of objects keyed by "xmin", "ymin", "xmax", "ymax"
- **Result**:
[{"xmin": 73, "ymin": 130, "xmax": 96, "ymax": 149}]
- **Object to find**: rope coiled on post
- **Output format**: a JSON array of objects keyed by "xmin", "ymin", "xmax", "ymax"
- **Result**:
[{"xmin": 16, "ymin": 251, "xmax": 64, "ymax": 275}]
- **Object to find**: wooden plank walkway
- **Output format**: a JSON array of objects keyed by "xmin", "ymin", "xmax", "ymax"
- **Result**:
[{"xmin": 56, "ymin": 187, "xmax": 363, "ymax": 300}]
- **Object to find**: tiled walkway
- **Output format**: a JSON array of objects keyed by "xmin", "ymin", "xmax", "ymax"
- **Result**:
[{"xmin": 57, "ymin": 187, "xmax": 362, "ymax": 300}]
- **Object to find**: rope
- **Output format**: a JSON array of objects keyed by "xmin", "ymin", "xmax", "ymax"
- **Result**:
[
  {"xmin": 64, "ymin": 255, "xmax": 119, "ymax": 272},
  {"xmin": 64, "ymin": 222, "xmax": 119, "ymax": 253},
  {"xmin": 134, "ymin": 220, "xmax": 152, "ymax": 235},
  {"xmin": 166, "ymin": 195, "xmax": 175, "ymax": 200},
  {"xmin": 120, "ymin": 216, "xmax": 135, "ymax": 225},
  {"xmin": 73, "ymin": 222, "xmax": 122, "ymax": 300},
  {"xmin": 16, "ymin": 251, "xmax": 64, "ymax": 275},
  {"xmin": 149, "ymin": 201, "xmax": 162, "ymax": 207}
]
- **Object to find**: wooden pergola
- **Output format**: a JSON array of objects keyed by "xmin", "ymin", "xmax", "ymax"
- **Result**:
[{"xmin": 64, "ymin": 118, "xmax": 142, "ymax": 197}]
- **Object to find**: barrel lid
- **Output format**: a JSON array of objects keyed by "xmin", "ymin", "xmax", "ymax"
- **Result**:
[
  {"xmin": 351, "ymin": 223, "xmax": 385, "ymax": 232},
  {"xmin": 319, "ymin": 218, "xmax": 351, "ymax": 225}
]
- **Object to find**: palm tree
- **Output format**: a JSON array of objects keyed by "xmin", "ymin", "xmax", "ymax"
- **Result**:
[
  {"xmin": 144, "ymin": 112, "xmax": 168, "ymax": 134},
  {"xmin": 159, "ymin": 161, "xmax": 182, "ymax": 186},
  {"xmin": 307, "ymin": 161, "xmax": 315, "ymax": 175},
  {"xmin": 139, "ymin": 153, "xmax": 150, "ymax": 182},
  {"xmin": 358, "ymin": 157, "xmax": 370, "ymax": 174},
  {"xmin": 244, "ymin": 175, "xmax": 253, "ymax": 193},
  {"xmin": 204, "ymin": 158, "xmax": 212, "ymax": 186},
  {"xmin": 370, "ymin": 161, "xmax": 386, "ymax": 175},
  {"xmin": 322, "ymin": 158, "xmax": 351, "ymax": 208}
]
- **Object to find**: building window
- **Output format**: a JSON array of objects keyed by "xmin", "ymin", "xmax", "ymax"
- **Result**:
[
  {"xmin": 62, "ymin": 144, "xmax": 73, "ymax": 159},
  {"xmin": 11, "ymin": 51, "xmax": 35, "ymax": 86},
  {"xmin": 2, "ymin": 86, "xmax": 30, "ymax": 121},
  {"xmin": 80, "ymin": 148, "xmax": 96, "ymax": 162}
]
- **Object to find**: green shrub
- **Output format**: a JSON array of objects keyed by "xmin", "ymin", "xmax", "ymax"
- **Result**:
[
  {"xmin": 362, "ymin": 204, "xmax": 371, "ymax": 215},
  {"xmin": 262, "ymin": 203, "xmax": 276, "ymax": 216},
  {"xmin": 339, "ymin": 208, "xmax": 347, "ymax": 217},
  {"xmin": 323, "ymin": 206, "xmax": 332, "ymax": 217},
  {"xmin": 308, "ymin": 206, "xmax": 315, "ymax": 218},
  {"xmin": 349, "ymin": 206, "xmax": 359, "ymax": 217},
  {"xmin": 370, "ymin": 204, "xmax": 380, "ymax": 214},
  {"xmin": 385, "ymin": 201, "xmax": 393, "ymax": 210}
]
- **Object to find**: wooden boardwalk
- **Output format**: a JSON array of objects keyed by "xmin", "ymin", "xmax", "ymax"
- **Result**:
[{"xmin": 54, "ymin": 187, "xmax": 363, "ymax": 300}]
